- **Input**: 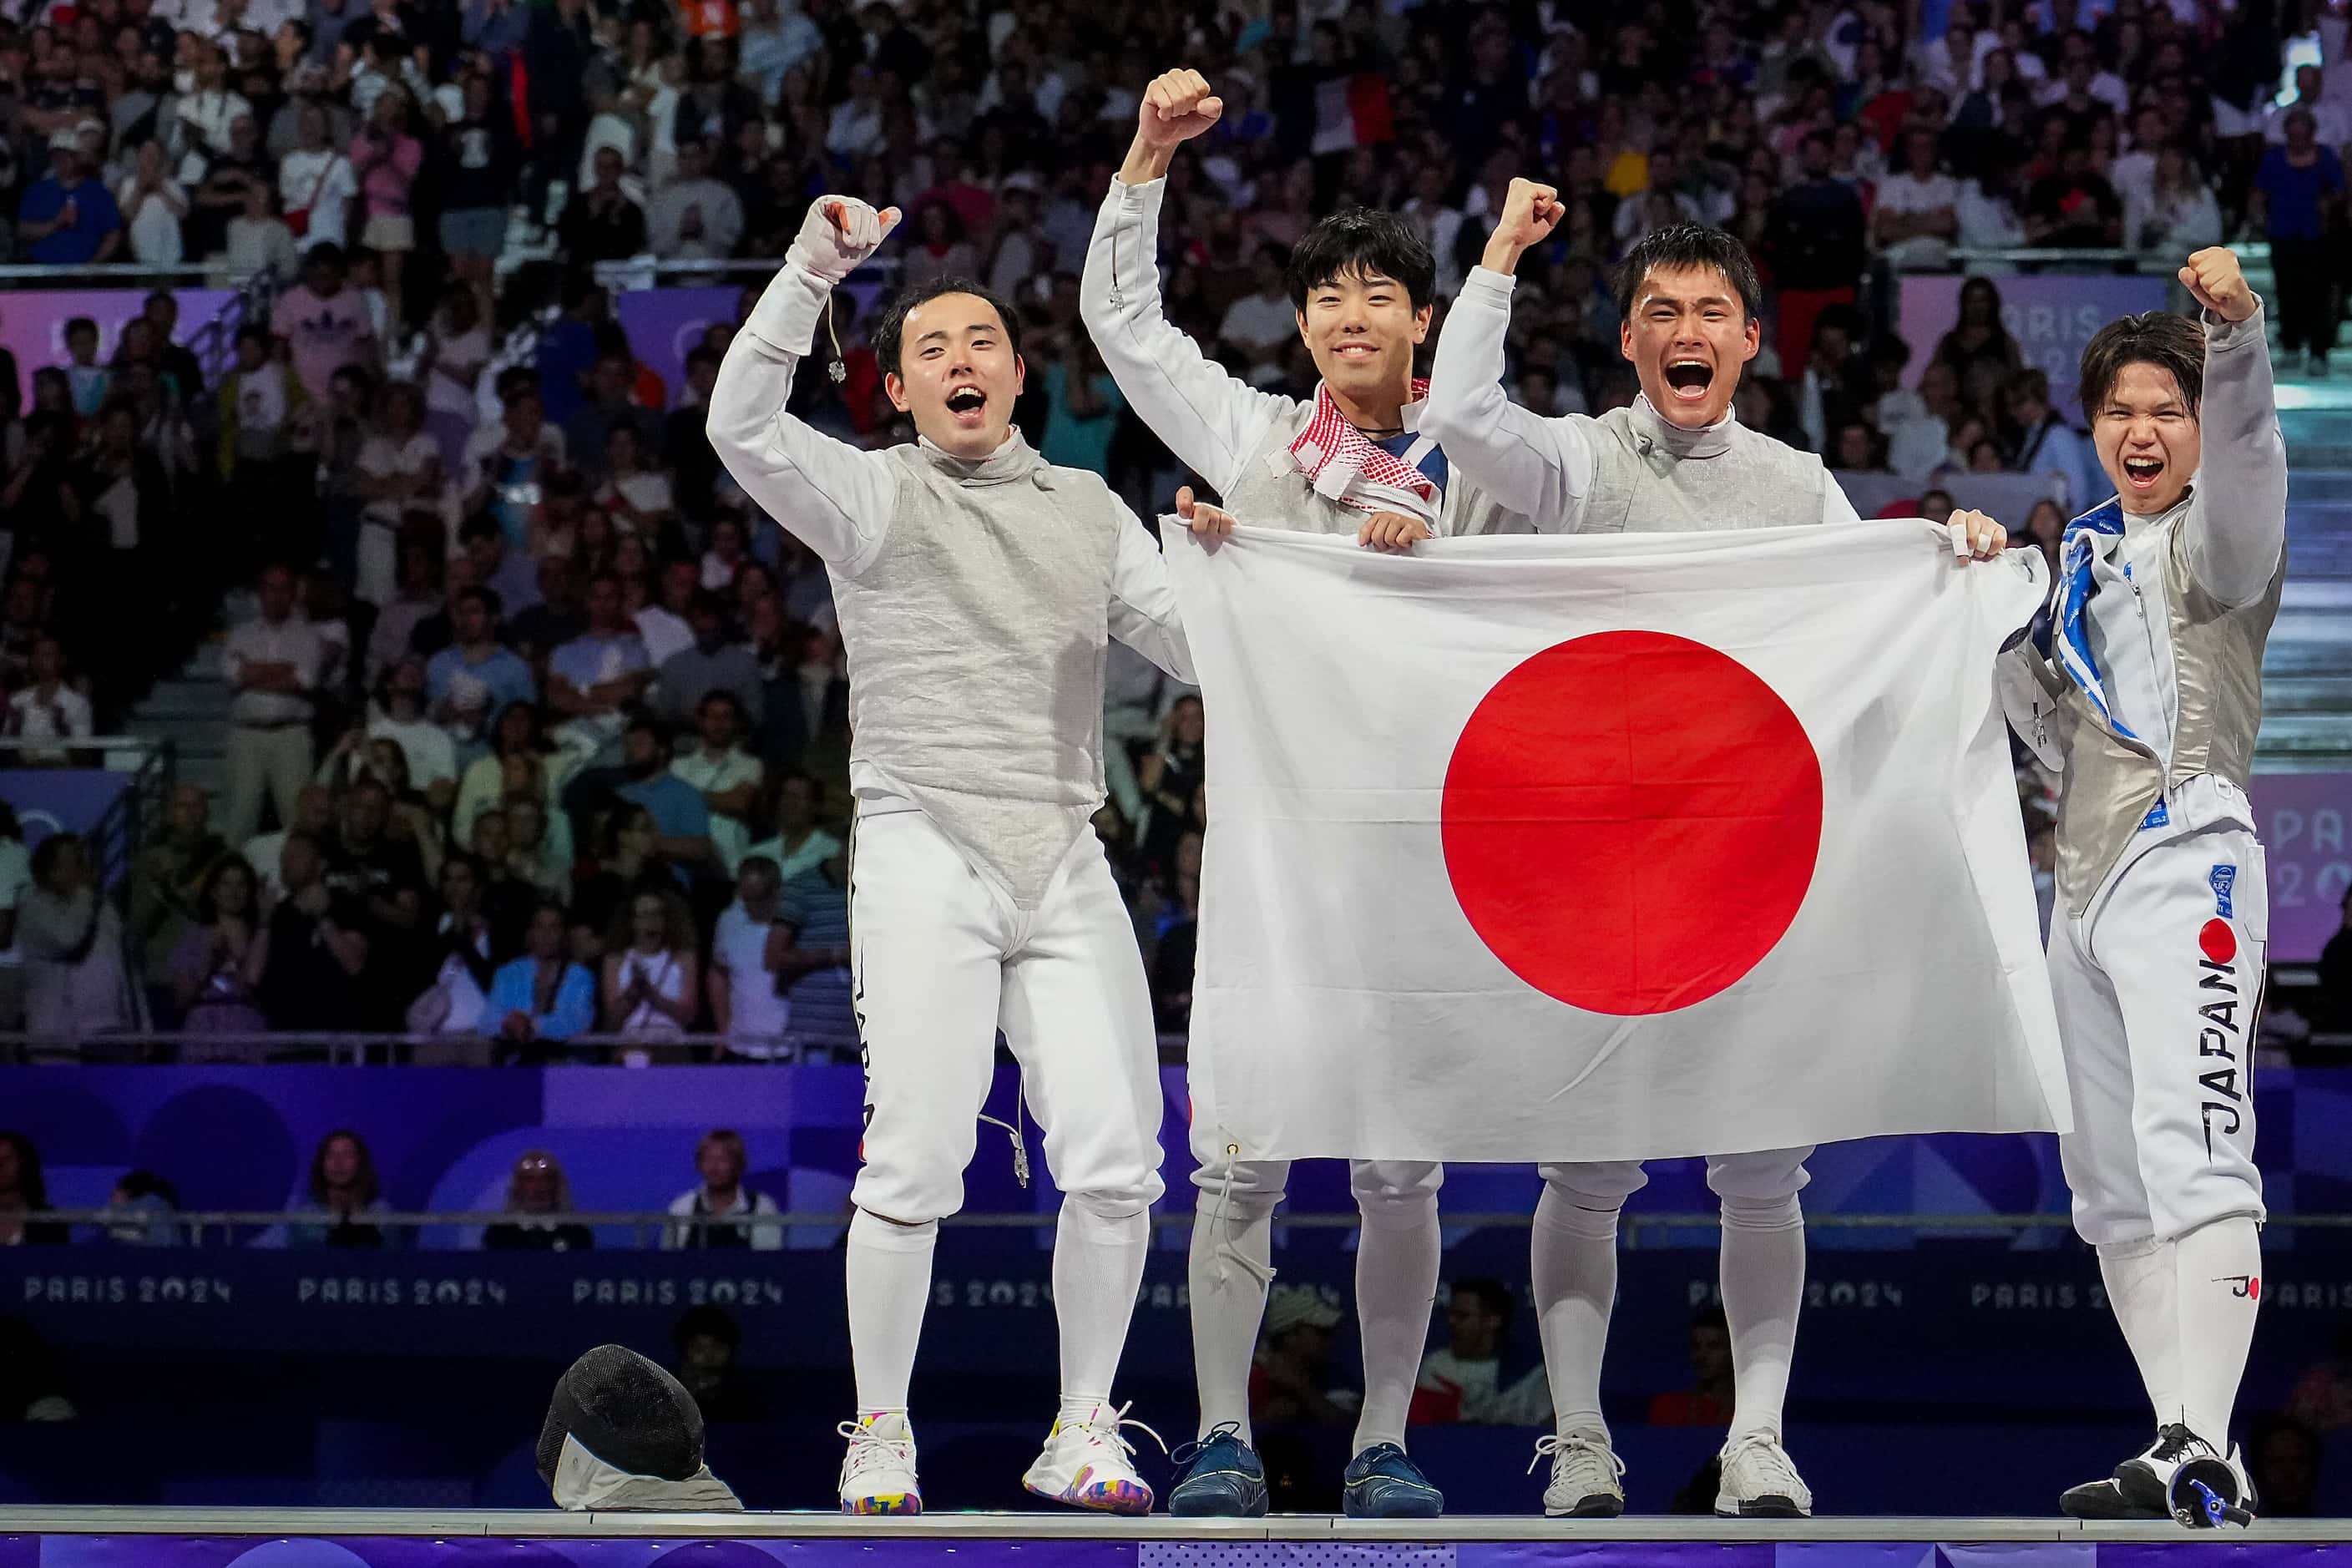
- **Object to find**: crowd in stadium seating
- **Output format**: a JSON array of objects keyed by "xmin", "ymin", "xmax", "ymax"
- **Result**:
[{"xmin": 0, "ymin": 0, "xmax": 2344, "ymax": 1055}]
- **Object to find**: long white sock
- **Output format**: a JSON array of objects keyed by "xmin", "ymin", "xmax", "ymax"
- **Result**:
[
  {"xmin": 1531, "ymin": 1181, "xmax": 1621, "ymax": 1442},
  {"xmin": 1352, "ymin": 1191, "xmax": 1441, "ymax": 1454},
  {"xmin": 1720, "ymin": 1192, "xmax": 1805, "ymax": 1441},
  {"xmin": 2097, "ymin": 1237, "xmax": 2181, "ymax": 1434},
  {"xmin": 1054, "ymin": 1198, "xmax": 1150, "ymax": 1424},
  {"xmin": 847, "ymin": 1208, "xmax": 938, "ymax": 1414},
  {"xmin": 1187, "ymin": 1199, "xmax": 1275, "ymax": 1442},
  {"xmin": 2175, "ymin": 1216, "xmax": 2262, "ymax": 1447}
]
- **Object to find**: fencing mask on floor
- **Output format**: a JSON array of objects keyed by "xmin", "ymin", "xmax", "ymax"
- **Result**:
[{"xmin": 536, "ymin": 1344, "xmax": 744, "ymax": 1511}]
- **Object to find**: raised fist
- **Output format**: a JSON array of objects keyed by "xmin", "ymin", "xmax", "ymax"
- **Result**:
[
  {"xmin": 2178, "ymin": 246, "xmax": 2255, "ymax": 324},
  {"xmin": 1492, "ymin": 178, "xmax": 1565, "ymax": 255},
  {"xmin": 788, "ymin": 196, "xmax": 903, "ymax": 284},
  {"xmin": 1138, "ymin": 68, "xmax": 1223, "ymax": 150}
]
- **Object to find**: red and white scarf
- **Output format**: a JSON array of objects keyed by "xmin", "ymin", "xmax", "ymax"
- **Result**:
[{"xmin": 1283, "ymin": 377, "xmax": 1442, "ymax": 524}]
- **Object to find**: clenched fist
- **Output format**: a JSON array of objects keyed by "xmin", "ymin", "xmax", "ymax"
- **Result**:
[
  {"xmin": 788, "ymin": 196, "xmax": 902, "ymax": 284},
  {"xmin": 2179, "ymin": 246, "xmax": 2256, "ymax": 324},
  {"xmin": 1138, "ymin": 68, "xmax": 1224, "ymax": 150},
  {"xmin": 1479, "ymin": 177, "xmax": 1566, "ymax": 276}
]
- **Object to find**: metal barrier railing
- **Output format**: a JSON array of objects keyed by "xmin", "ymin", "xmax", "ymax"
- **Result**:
[
  {"xmin": 24, "ymin": 1206, "xmax": 2352, "ymax": 1251},
  {"xmin": 0, "ymin": 264, "xmax": 266, "ymax": 285},
  {"xmin": 591, "ymin": 255, "xmax": 903, "ymax": 292},
  {"xmin": 0, "ymin": 1030, "xmax": 855, "ymax": 1065}
]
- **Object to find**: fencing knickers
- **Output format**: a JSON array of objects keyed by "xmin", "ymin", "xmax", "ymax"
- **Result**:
[{"xmin": 537, "ymin": 1344, "xmax": 746, "ymax": 1511}]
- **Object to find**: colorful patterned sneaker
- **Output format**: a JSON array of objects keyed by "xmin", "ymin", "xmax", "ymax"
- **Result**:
[
  {"xmin": 1343, "ymin": 1442, "xmax": 1444, "ymax": 1519},
  {"xmin": 1021, "ymin": 1401, "xmax": 1161, "ymax": 1515},
  {"xmin": 837, "ymin": 1413, "xmax": 921, "ymax": 1515},
  {"xmin": 1168, "ymin": 1423, "xmax": 1269, "ymax": 1517}
]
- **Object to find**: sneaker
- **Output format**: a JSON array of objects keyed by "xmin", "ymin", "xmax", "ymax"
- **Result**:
[
  {"xmin": 2059, "ymin": 1476, "xmax": 2167, "ymax": 1520},
  {"xmin": 1530, "ymin": 1430, "xmax": 1626, "ymax": 1518},
  {"xmin": 837, "ymin": 1414, "xmax": 921, "ymax": 1515},
  {"xmin": 2112, "ymin": 1424, "xmax": 2254, "ymax": 1520},
  {"xmin": 1168, "ymin": 1424, "xmax": 1269, "ymax": 1518},
  {"xmin": 1714, "ymin": 1430, "xmax": 1812, "ymax": 1518},
  {"xmin": 1343, "ymin": 1442, "xmax": 1444, "ymax": 1519},
  {"xmin": 1021, "ymin": 1401, "xmax": 1161, "ymax": 1515}
]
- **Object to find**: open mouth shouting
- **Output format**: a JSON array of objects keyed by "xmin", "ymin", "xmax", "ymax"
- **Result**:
[
  {"xmin": 944, "ymin": 383, "xmax": 988, "ymax": 427},
  {"xmin": 2120, "ymin": 453, "xmax": 2165, "ymax": 493},
  {"xmin": 1662, "ymin": 357, "xmax": 1714, "ymax": 404}
]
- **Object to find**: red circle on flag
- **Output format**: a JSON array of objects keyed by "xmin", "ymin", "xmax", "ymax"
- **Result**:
[
  {"xmin": 2200, "ymin": 918, "xmax": 2238, "ymax": 964},
  {"xmin": 1440, "ymin": 631, "xmax": 1824, "ymax": 1016}
]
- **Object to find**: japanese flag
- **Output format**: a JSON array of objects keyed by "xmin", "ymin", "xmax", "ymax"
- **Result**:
[{"xmin": 1162, "ymin": 520, "xmax": 2070, "ymax": 1164}]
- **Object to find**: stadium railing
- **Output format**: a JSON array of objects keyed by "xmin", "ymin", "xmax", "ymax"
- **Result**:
[
  {"xmin": 33, "ymin": 1206, "xmax": 2309, "ymax": 1247},
  {"xmin": 0, "ymin": 1029, "xmax": 1206, "ymax": 1063}
]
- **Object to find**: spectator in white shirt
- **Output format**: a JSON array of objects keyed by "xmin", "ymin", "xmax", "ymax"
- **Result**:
[
  {"xmin": 222, "ymin": 564, "xmax": 326, "ymax": 846},
  {"xmin": 645, "ymin": 138, "xmax": 744, "ymax": 260},
  {"xmin": 2109, "ymin": 105, "xmax": 2167, "ymax": 218},
  {"xmin": 710, "ymin": 857, "xmax": 792, "ymax": 1060},
  {"xmin": 243, "ymin": 782, "xmax": 336, "ymax": 902},
  {"xmin": 2267, "ymin": 66, "xmax": 2352, "ymax": 149},
  {"xmin": 170, "ymin": 38, "xmax": 252, "ymax": 177},
  {"xmin": 1399, "ymin": 163, "xmax": 1467, "ymax": 297},
  {"xmin": 2129, "ymin": 144, "xmax": 2223, "ymax": 255},
  {"xmin": 1957, "ymin": 154, "xmax": 2029, "ymax": 255},
  {"xmin": 1873, "ymin": 129, "xmax": 1960, "ymax": 271},
  {"xmin": 116, "ymin": 139, "xmax": 190, "ymax": 266},
  {"xmin": 663, "ymin": 1129, "xmax": 782, "ymax": 1251},
  {"xmin": 1216, "ymin": 242, "xmax": 1298, "ymax": 367},
  {"xmin": 276, "ymin": 103, "xmax": 358, "ymax": 254},
  {"xmin": 671, "ymin": 690, "xmax": 764, "ymax": 874},
  {"xmin": 5, "ymin": 638, "xmax": 93, "ymax": 762}
]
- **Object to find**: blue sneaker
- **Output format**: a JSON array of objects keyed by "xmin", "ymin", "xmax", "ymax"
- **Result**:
[
  {"xmin": 1167, "ymin": 1424, "xmax": 1269, "ymax": 1517},
  {"xmin": 1343, "ymin": 1443, "xmax": 1444, "ymax": 1519}
]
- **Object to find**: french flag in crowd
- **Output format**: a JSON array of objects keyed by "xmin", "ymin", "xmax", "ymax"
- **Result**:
[{"xmin": 1310, "ymin": 73, "xmax": 1395, "ymax": 155}]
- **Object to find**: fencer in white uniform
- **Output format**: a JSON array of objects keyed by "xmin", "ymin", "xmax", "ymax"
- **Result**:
[
  {"xmin": 708, "ymin": 195, "xmax": 1194, "ymax": 1517},
  {"xmin": 1082, "ymin": 68, "xmax": 1536, "ymax": 1520},
  {"xmin": 1997, "ymin": 248, "xmax": 2284, "ymax": 1524},
  {"xmin": 1420, "ymin": 180, "xmax": 2010, "ymax": 1520}
]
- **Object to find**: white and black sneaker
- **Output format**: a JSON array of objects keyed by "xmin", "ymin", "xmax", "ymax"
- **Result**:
[
  {"xmin": 2062, "ymin": 1424, "xmax": 2254, "ymax": 1522},
  {"xmin": 1714, "ymin": 1430, "xmax": 1812, "ymax": 1518},
  {"xmin": 1530, "ymin": 1430, "xmax": 1626, "ymax": 1519}
]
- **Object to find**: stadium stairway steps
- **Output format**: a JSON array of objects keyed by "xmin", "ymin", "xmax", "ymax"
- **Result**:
[
  {"xmin": 126, "ymin": 639, "xmax": 234, "ymax": 800},
  {"xmin": 2262, "ymin": 382, "xmax": 2352, "ymax": 771}
]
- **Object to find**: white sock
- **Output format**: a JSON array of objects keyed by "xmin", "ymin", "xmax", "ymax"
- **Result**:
[
  {"xmin": 1187, "ymin": 1198, "xmax": 1274, "ymax": 1443},
  {"xmin": 1720, "ymin": 1192, "xmax": 1805, "ymax": 1441},
  {"xmin": 2175, "ymin": 1216, "xmax": 2262, "ymax": 1447},
  {"xmin": 1054, "ymin": 1198, "xmax": 1149, "ymax": 1426},
  {"xmin": 2097, "ymin": 1237, "xmax": 2181, "ymax": 1434},
  {"xmin": 1531, "ymin": 1181, "xmax": 1620, "ymax": 1442},
  {"xmin": 847, "ymin": 1208, "xmax": 938, "ymax": 1414},
  {"xmin": 1352, "ymin": 1190, "xmax": 1441, "ymax": 1455}
]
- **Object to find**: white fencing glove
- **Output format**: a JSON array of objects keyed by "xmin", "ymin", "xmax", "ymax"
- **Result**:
[{"xmin": 787, "ymin": 196, "xmax": 902, "ymax": 283}]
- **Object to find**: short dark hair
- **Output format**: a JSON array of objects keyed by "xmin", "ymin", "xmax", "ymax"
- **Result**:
[
  {"xmin": 1612, "ymin": 223, "xmax": 1765, "ymax": 323},
  {"xmin": 2076, "ymin": 309, "xmax": 2204, "ymax": 425},
  {"xmin": 64, "ymin": 316, "xmax": 96, "ymax": 339},
  {"xmin": 456, "ymin": 584, "xmax": 503, "ymax": 620},
  {"xmin": 1453, "ymin": 1277, "xmax": 1514, "ymax": 1320},
  {"xmin": 1286, "ymin": 207, "xmax": 1436, "ymax": 311},
  {"xmin": 871, "ymin": 276, "xmax": 1023, "ymax": 377}
]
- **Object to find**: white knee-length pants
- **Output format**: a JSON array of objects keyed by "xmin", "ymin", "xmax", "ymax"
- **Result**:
[
  {"xmin": 1189, "ymin": 1141, "xmax": 1444, "ymax": 1227},
  {"xmin": 2054, "ymin": 818, "xmax": 2267, "ymax": 1247},
  {"xmin": 1537, "ymin": 1149, "xmax": 1813, "ymax": 1209},
  {"xmin": 848, "ymin": 806, "xmax": 1166, "ymax": 1223}
]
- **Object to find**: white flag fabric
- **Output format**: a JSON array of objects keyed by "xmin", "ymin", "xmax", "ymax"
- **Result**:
[{"xmin": 1164, "ymin": 519, "xmax": 2071, "ymax": 1165}]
